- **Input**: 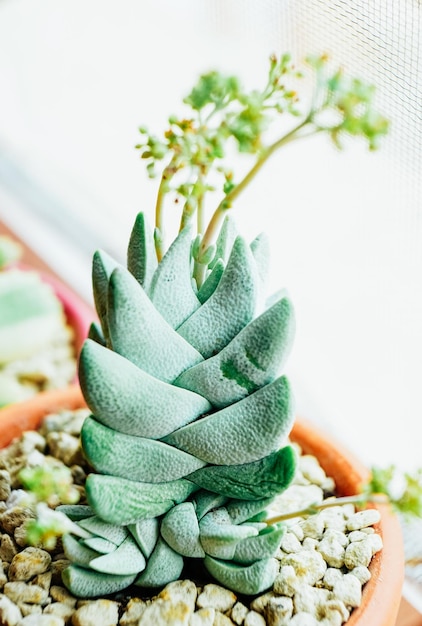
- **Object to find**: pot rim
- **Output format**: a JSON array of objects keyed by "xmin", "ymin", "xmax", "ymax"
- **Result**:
[{"xmin": 0, "ymin": 386, "xmax": 405, "ymax": 626}]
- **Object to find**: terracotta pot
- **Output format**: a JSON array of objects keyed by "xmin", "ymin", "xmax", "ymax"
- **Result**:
[{"xmin": 0, "ymin": 386, "xmax": 404, "ymax": 626}]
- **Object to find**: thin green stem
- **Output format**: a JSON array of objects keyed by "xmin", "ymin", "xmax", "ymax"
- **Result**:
[
  {"xmin": 199, "ymin": 116, "xmax": 316, "ymax": 256},
  {"xmin": 265, "ymin": 493, "xmax": 389, "ymax": 526}
]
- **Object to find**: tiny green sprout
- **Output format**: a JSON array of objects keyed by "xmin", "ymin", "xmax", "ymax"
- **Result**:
[
  {"xmin": 19, "ymin": 465, "xmax": 87, "ymax": 550},
  {"xmin": 25, "ymin": 503, "xmax": 90, "ymax": 550},
  {"xmin": 19, "ymin": 465, "xmax": 80, "ymax": 508},
  {"xmin": 135, "ymin": 53, "xmax": 389, "ymax": 286}
]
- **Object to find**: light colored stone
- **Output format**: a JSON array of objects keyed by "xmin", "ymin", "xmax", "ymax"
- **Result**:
[
  {"xmin": 213, "ymin": 612, "xmax": 234, "ymax": 626},
  {"xmin": 44, "ymin": 601, "xmax": 75, "ymax": 622},
  {"xmin": 49, "ymin": 586, "xmax": 77, "ymax": 608},
  {"xmin": 279, "ymin": 549, "xmax": 327, "ymax": 586},
  {"xmin": 0, "ymin": 508, "xmax": 34, "ymax": 535},
  {"xmin": 244, "ymin": 610, "xmax": 266, "ymax": 626},
  {"xmin": 322, "ymin": 568, "xmax": 343, "ymax": 590},
  {"xmin": 264, "ymin": 596, "xmax": 294, "ymax": 626},
  {"xmin": 288, "ymin": 612, "xmax": 318, "ymax": 626},
  {"xmin": 293, "ymin": 584, "xmax": 331, "ymax": 614},
  {"xmin": 16, "ymin": 602, "xmax": 42, "ymax": 617},
  {"xmin": 366, "ymin": 533, "xmax": 383, "ymax": 555},
  {"xmin": 346, "ymin": 509, "xmax": 381, "ymax": 531},
  {"xmin": 349, "ymin": 566, "xmax": 371, "ymax": 585},
  {"xmin": 71, "ymin": 599, "xmax": 119, "ymax": 626},
  {"xmin": 231, "ymin": 601, "xmax": 248, "ymax": 625},
  {"xmin": 9, "ymin": 547, "xmax": 52, "ymax": 582},
  {"xmin": 137, "ymin": 599, "xmax": 192, "ymax": 626},
  {"xmin": 0, "ymin": 561, "xmax": 8, "ymax": 589},
  {"xmin": 332, "ymin": 574, "xmax": 362, "ymax": 608},
  {"xmin": 158, "ymin": 579, "xmax": 197, "ymax": 612},
  {"xmin": 344, "ymin": 539, "xmax": 372, "ymax": 569},
  {"xmin": 18, "ymin": 615, "xmax": 65, "ymax": 625},
  {"xmin": 0, "ymin": 593, "xmax": 22, "ymax": 626},
  {"xmin": 189, "ymin": 607, "xmax": 215, "ymax": 626},
  {"xmin": 0, "ymin": 471, "xmax": 11, "ymax": 502},
  {"xmin": 317, "ymin": 535, "xmax": 345, "ymax": 568},
  {"xmin": 273, "ymin": 565, "xmax": 300, "ymax": 596},
  {"xmin": 299, "ymin": 455, "xmax": 328, "ymax": 486},
  {"xmin": 45, "ymin": 433, "xmax": 82, "ymax": 467},
  {"xmin": 119, "ymin": 597, "xmax": 148, "ymax": 625},
  {"xmin": 4, "ymin": 581, "xmax": 48, "ymax": 605},
  {"xmin": 0, "ymin": 534, "xmax": 18, "ymax": 562},
  {"xmin": 32, "ymin": 572, "xmax": 52, "ymax": 592},
  {"xmin": 281, "ymin": 532, "xmax": 302, "ymax": 554},
  {"xmin": 300, "ymin": 516, "xmax": 325, "ymax": 540},
  {"xmin": 196, "ymin": 583, "xmax": 237, "ymax": 612}
]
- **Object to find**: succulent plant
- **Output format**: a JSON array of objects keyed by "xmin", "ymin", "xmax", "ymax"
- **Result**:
[
  {"xmin": 50, "ymin": 53, "xmax": 388, "ymax": 598},
  {"xmin": 0, "ymin": 236, "xmax": 76, "ymax": 406}
]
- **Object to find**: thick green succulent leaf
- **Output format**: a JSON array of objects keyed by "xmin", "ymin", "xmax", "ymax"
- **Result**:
[
  {"xmin": 187, "ymin": 445, "xmax": 297, "ymax": 500},
  {"xmin": 87, "ymin": 322, "xmax": 105, "ymax": 346},
  {"xmin": 208, "ymin": 215, "xmax": 238, "ymax": 270},
  {"xmin": 197, "ymin": 258, "xmax": 225, "ymax": 304},
  {"xmin": 107, "ymin": 266, "xmax": 203, "ymax": 382},
  {"xmin": 129, "ymin": 518, "xmax": 159, "ymax": 558},
  {"xmin": 89, "ymin": 534, "xmax": 146, "ymax": 575},
  {"xmin": 161, "ymin": 502, "xmax": 205, "ymax": 558},
  {"xmin": 77, "ymin": 516, "xmax": 128, "ymax": 546},
  {"xmin": 226, "ymin": 498, "xmax": 274, "ymax": 525},
  {"xmin": 92, "ymin": 249, "xmax": 121, "ymax": 345},
  {"xmin": 56, "ymin": 505, "xmax": 94, "ymax": 521},
  {"xmin": 193, "ymin": 491, "xmax": 228, "ymax": 520},
  {"xmin": 177, "ymin": 237, "xmax": 259, "ymax": 358},
  {"xmin": 127, "ymin": 212, "xmax": 158, "ymax": 293},
  {"xmin": 62, "ymin": 564, "xmax": 136, "ymax": 598},
  {"xmin": 149, "ymin": 225, "xmax": 200, "ymax": 327},
  {"xmin": 233, "ymin": 524, "xmax": 285, "ymax": 564},
  {"xmin": 86, "ymin": 474, "xmax": 199, "ymax": 526},
  {"xmin": 163, "ymin": 375, "xmax": 294, "ymax": 465},
  {"xmin": 175, "ymin": 296, "xmax": 295, "ymax": 407},
  {"xmin": 203, "ymin": 555, "xmax": 279, "ymax": 595},
  {"xmin": 134, "ymin": 537, "xmax": 184, "ymax": 588},
  {"xmin": 62, "ymin": 534, "xmax": 100, "ymax": 568},
  {"xmin": 199, "ymin": 508, "xmax": 258, "ymax": 560},
  {"xmin": 79, "ymin": 340, "xmax": 210, "ymax": 438},
  {"xmin": 82, "ymin": 417, "xmax": 207, "ymax": 482},
  {"xmin": 250, "ymin": 232, "xmax": 270, "ymax": 287},
  {"xmin": 83, "ymin": 537, "xmax": 116, "ymax": 554}
]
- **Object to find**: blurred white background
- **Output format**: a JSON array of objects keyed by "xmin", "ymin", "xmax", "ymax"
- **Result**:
[{"xmin": 0, "ymin": 0, "xmax": 421, "ymax": 473}]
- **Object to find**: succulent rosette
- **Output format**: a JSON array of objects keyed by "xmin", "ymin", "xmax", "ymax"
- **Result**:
[{"xmin": 59, "ymin": 212, "xmax": 297, "ymax": 597}]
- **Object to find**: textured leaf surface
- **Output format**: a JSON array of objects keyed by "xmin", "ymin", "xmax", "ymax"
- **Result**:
[
  {"xmin": 107, "ymin": 267, "xmax": 203, "ymax": 382},
  {"xmin": 86, "ymin": 474, "xmax": 199, "ymax": 525},
  {"xmin": 79, "ymin": 340, "xmax": 210, "ymax": 438},
  {"xmin": 197, "ymin": 259, "xmax": 225, "ymax": 304},
  {"xmin": 175, "ymin": 296, "xmax": 295, "ymax": 407},
  {"xmin": 62, "ymin": 564, "xmax": 136, "ymax": 598},
  {"xmin": 135, "ymin": 537, "xmax": 184, "ymax": 588},
  {"xmin": 187, "ymin": 446, "xmax": 297, "ymax": 500},
  {"xmin": 127, "ymin": 212, "xmax": 158, "ymax": 292},
  {"xmin": 77, "ymin": 516, "xmax": 128, "ymax": 546},
  {"xmin": 149, "ymin": 226, "xmax": 200, "ymax": 327},
  {"xmin": 89, "ymin": 534, "xmax": 146, "ymax": 575},
  {"xmin": 163, "ymin": 376, "xmax": 294, "ymax": 464},
  {"xmin": 129, "ymin": 518, "xmax": 159, "ymax": 558},
  {"xmin": 161, "ymin": 502, "xmax": 205, "ymax": 558},
  {"xmin": 92, "ymin": 250, "xmax": 121, "ymax": 344},
  {"xmin": 204, "ymin": 556, "xmax": 279, "ymax": 595},
  {"xmin": 199, "ymin": 508, "xmax": 258, "ymax": 560},
  {"xmin": 62, "ymin": 534, "xmax": 100, "ymax": 568},
  {"xmin": 82, "ymin": 417, "xmax": 207, "ymax": 482},
  {"xmin": 177, "ymin": 237, "xmax": 259, "ymax": 358},
  {"xmin": 83, "ymin": 537, "xmax": 116, "ymax": 554},
  {"xmin": 233, "ymin": 524, "xmax": 285, "ymax": 564}
]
